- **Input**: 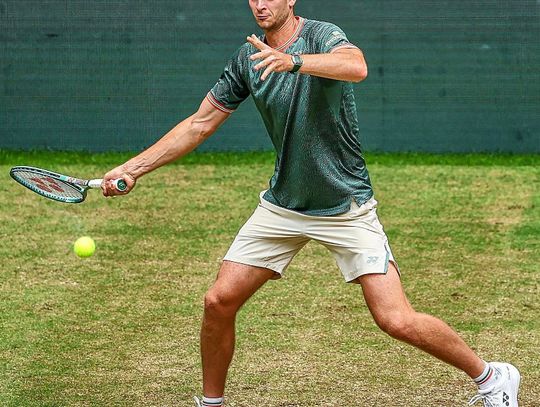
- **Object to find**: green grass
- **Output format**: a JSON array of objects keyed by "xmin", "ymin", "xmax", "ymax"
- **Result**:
[{"xmin": 0, "ymin": 151, "xmax": 538, "ymax": 406}]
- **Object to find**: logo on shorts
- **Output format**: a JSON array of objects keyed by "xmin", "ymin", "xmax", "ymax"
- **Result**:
[{"xmin": 367, "ymin": 256, "xmax": 379, "ymax": 265}]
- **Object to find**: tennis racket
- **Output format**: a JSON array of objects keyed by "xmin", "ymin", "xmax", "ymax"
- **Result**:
[{"xmin": 10, "ymin": 166, "xmax": 127, "ymax": 204}]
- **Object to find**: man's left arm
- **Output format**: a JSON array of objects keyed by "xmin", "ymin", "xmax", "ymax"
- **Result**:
[
  {"xmin": 247, "ymin": 35, "xmax": 368, "ymax": 83},
  {"xmin": 297, "ymin": 48, "xmax": 367, "ymax": 83}
]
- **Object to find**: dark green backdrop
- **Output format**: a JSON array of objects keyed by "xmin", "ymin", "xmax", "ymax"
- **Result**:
[{"xmin": 1, "ymin": 1, "xmax": 539, "ymax": 152}]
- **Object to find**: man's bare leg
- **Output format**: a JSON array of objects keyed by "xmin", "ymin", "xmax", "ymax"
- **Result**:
[
  {"xmin": 201, "ymin": 261, "xmax": 276, "ymax": 397},
  {"xmin": 358, "ymin": 263, "xmax": 485, "ymax": 378}
]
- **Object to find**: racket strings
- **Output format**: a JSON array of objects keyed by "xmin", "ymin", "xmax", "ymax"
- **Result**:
[{"xmin": 12, "ymin": 170, "xmax": 84, "ymax": 201}]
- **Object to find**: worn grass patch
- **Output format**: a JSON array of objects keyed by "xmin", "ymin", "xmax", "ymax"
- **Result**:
[{"xmin": 0, "ymin": 152, "xmax": 538, "ymax": 406}]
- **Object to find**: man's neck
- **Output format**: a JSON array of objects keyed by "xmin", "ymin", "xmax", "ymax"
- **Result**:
[{"xmin": 265, "ymin": 15, "xmax": 298, "ymax": 49}]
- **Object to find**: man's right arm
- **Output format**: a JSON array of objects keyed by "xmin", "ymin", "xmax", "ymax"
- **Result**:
[{"xmin": 101, "ymin": 97, "xmax": 230, "ymax": 196}]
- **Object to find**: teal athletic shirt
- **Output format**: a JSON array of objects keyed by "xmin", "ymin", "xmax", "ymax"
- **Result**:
[{"xmin": 207, "ymin": 17, "xmax": 373, "ymax": 216}]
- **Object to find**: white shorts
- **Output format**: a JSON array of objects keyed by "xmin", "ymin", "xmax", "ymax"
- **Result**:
[{"xmin": 223, "ymin": 192, "xmax": 398, "ymax": 283}]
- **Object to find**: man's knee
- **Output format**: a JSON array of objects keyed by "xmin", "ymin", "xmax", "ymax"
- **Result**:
[
  {"xmin": 203, "ymin": 289, "xmax": 241, "ymax": 319},
  {"xmin": 374, "ymin": 311, "xmax": 418, "ymax": 341},
  {"xmin": 203, "ymin": 261, "xmax": 274, "ymax": 320}
]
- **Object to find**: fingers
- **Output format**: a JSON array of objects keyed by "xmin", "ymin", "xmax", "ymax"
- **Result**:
[
  {"xmin": 251, "ymin": 51, "xmax": 279, "ymax": 80},
  {"xmin": 102, "ymin": 179, "xmax": 132, "ymax": 197},
  {"xmin": 246, "ymin": 34, "xmax": 270, "ymax": 50},
  {"xmin": 247, "ymin": 35, "xmax": 291, "ymax": 81},
  {"xmin": 101, "ymin": 178, "xmax": 121, "ymax": 197},
  {"xmin": 101, "ymin": 169, "xmax": 136, "ymax": 197},
  {"xmin": 253, "ymin": 54, "xmax": 276, "ymax": 71},
  {"xmin": 250, "ymin": 49, "xmax": 272, "ymax": 62},
  {"xmin": 261, "ymin": 62, "xmax": 278, "ymax": 81}
]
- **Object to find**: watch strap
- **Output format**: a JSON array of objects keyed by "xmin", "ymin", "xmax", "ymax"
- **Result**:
[{"xmin": 290, "ymin": 53, "xmax": 303, "ymax": 73}]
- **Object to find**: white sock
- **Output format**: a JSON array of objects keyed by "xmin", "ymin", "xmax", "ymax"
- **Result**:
[
  {"xmin": 473, "ymin": 362, "xmax": 501, "ymax": 391},
  {"xmin": 202, "ymin": 396, "xmax": 224, "ymax": 407}
]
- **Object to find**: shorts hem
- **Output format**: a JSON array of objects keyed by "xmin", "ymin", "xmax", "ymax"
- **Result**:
[
  {"xmin": 344, "ymin": 269, "xmax": 388, "ymax": 283},
  {"xmin": 222, "ymin": 256, "xmax": 284, "ymax": 278},
  {"xmin": 344, "ymin": 259, "xmax": 401, "ymax": 283}
]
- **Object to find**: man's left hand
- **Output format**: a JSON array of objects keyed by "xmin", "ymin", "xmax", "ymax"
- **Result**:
[{"xmin": 247, "ymin": 34, "xmax": 294, "ymax": 81}]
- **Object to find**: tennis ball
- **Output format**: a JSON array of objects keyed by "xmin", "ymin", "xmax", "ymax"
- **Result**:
[{"xmin": 73, "ymin": 236, "xmax": 96, "ymax": 258}]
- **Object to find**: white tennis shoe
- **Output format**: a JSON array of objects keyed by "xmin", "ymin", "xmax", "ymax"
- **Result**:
[
  {"xmin": 468, "ymin": 362, "xmax": 521, "ymax": 406},
  {"xmin": 193, "ymin": 396, "xmax": 224, "ymax": 407}
]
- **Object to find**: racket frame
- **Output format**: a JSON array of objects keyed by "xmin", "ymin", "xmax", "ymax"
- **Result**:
[{"xmin": 10, "ymin": 166, "xmax": 125, "ymax": 203}]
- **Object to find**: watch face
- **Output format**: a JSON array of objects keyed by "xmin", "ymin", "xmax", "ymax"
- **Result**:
[{"xmin": 290, "ymin": 54, "xmax": 303, "ymax": 73}]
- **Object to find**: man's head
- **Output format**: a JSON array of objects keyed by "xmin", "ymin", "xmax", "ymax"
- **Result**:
[{"xmin": 248, "ymin": 0, "xmax": 296, "ymax": 32}]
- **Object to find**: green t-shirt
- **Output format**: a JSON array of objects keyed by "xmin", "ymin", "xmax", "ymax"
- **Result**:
[{"xmin": 208, "ymin": 17, "xmax": 373, "ymax": 216}]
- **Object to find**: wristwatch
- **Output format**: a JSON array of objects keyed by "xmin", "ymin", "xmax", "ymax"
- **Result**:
[{"xmin": 290, "ymin": 53, "xmax": 303, "ymax": 73}]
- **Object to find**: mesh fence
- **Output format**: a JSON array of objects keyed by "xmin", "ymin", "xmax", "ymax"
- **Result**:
[{"xmin": 1, "ymin": 1, "xmax": 539, "ymax": 152}]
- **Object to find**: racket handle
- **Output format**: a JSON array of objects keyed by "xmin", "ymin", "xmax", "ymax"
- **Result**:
[{"xmin": 113, "ymin": 179, "xmax": 128, "ymax": 192}]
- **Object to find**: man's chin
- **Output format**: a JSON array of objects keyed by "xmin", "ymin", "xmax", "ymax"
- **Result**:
[{"xmin": 255, "ymin": 19, "xmax": 273, "ymax": 29}]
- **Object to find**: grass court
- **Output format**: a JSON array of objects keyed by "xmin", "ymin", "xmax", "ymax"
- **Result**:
[{"xmin": 1, "ymin": 151, "xmax": 538, "ymax": 406}]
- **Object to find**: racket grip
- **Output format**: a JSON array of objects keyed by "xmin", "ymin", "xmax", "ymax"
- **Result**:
[{"xmin": 113, "ymin": 179, "xmax": 128, "ymax": 192}]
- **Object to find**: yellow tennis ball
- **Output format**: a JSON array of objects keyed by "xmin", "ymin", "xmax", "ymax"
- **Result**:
[{"xmin": 73, "ymin": 236, "xmax": 96, "ymax": 258}]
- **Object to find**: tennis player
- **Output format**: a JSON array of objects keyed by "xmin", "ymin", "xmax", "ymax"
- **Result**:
[{"xmin": 102, "ymin": 0, "xmax": 521, "ymax": 405}]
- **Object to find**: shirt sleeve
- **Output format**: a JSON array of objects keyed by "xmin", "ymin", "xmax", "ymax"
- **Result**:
[
  {"xmin": 207, "ymin": 47, "xmax": 250, "ymax": 113},
  {"xmin": 316, "ymin": 23, "xmax": 360, "ymax": 54}
]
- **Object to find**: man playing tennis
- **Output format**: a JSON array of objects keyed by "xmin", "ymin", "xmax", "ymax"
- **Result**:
[{"xmin": 102, "ymin": 0, "xmax": 521, "ymax": 405}]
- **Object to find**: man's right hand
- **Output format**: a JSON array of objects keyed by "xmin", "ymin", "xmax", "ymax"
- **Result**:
[{"xmin": 101, "ymin": 165, "xmax": 136, "ymax": 197}]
